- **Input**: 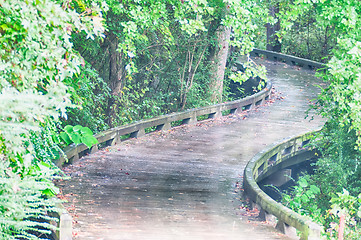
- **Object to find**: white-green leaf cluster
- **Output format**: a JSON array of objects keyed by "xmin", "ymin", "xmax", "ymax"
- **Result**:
[
  {"xmin": 0, "ymin": 0, "xmax": 105, "ymax": 166},
  {"xmin": 0, "ymin": 0, "xmax": 106, "ymax": 238}
]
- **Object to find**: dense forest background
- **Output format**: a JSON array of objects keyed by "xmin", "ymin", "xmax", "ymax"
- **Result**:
[{"xmin": 1, "ymin": 0, "xmax": 361, "ymax": 239}]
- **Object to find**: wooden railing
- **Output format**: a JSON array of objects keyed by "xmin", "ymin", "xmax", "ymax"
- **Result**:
[
  {"xmin": 51, "ymin": 204, "xmax": 72, "ymax": 240},
  {"xmin": 252, "ymin": 48, "xmax": 325, "ymax": 70},
  {"xmin": 55, "ymin": 82, "xmax": 272, "ymax": 167}
]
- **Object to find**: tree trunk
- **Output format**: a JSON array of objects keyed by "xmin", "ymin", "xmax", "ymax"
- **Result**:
[
  {"xmin": 266, "ymin": 5, "xmax": 281, "ymax": 52},
  {"xmin": 209, "ymin": 25, "xmax": 231, "ymax": 103},
  {"xmin": 107, "ymin": 33, "xmax": 124, "ymax": 97},
  {"xmin": 103, "ymin": 32, "xmax": 124, "ymax": 127},
  {"xmin": 179, "ymin": 42, "xmax": 208, "ymax": 110}
]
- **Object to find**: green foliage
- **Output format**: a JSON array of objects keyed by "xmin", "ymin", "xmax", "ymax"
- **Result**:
[
  {"xmin": 223, "ymin": 0, "xmax": 268, "ymax": 54},
  {"xmin": 228, "ymin": 58, "xmax": 267, "ymax": 90},
  {"xmin": 71, "ymin": 0, "xmax": 270, "ymax": 126},
  {"xmin": 282, "ymin": 178, "xmax": 361, "ymax": 239},
  {"xmin": 312, "ymin": 124, "xmax": 361, "ymax": 198},
  {"xmin": 270, "ymin": 0, "xmax": 335, "ymax": 62},
  {"xmin": 60, "ymin": 125, "xmax": 98, "ymax": 149},
  {"xmin": 282, "ymin": 124, "xmax": 361, "ymax": 238},
  {"xmin": 283, "ymin": 184, "xmax": 361, "ymax": 239},
  {"xmin": 0, "ymin": 162, "xmax": 61, "ymax": 239},
  {"xmin": 280, "ymin": 22, "xmax": 335, "ymax": 62},
  {"xmin": 30, "ymin": 119, "xmax": 63, "ymax": 164},
  {"xmin": 64, "ymin": 63, "xmax": 111, "ymax": 132},
  {"xmin": 0, "ymin": 0, "xmax": 106, "ymax": 168},
  {"xmin": 277, "ymin": 0, "xmax": 361, "ymax": 148},
  {"xmin": 277, "ymin": 1, "xmax": 361, "ymax": 238},
  {"xmin": 0, "ymin": 0, "xmax": 106, "ymax": 238},
  {"xmin": 326, "ymin": 190, "xmax": 361, "ymax": 239},
  {"xmin": 317, "ymin": 43, "xmax": 361, "ymax": 149},
  {"xmin": 282, "ymin": 176, "xmax": 322, "ymax": 222}
]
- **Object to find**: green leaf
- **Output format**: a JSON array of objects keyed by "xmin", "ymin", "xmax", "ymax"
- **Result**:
[
  {"xmin": 80, "ymin": 127, "xmax": 93, "ymax": 136},
  {"xmin": 49, "ymin": 148, "xmax": 60, "ymax": 159},
  {"xmin": 357, "ymin": 208, "xmax": 361, "ymax": 218},
  {"xmin": 42, "ymin": 186, "xmax": 59, "ymax": 196},
  {"xmin": 69, "ymin": 132, "xmax": 81, "ymax": 144},
  {"xmin": 309, "ymin": 185, "xmax": 321, "ymax": 194},
  {"xmin": 64, "ymin": 125, "xmax": 74, "ymax": 133},
  {"xmin": 81, "ymin": 135, "xmax": 98, "ymax": 149},
  {"xmin": 39, "ymin": 161, "xmax": 51, "ymax": 169},
  {"xmin": 299, "ymin": 178, "xmax": 308, "ymax": 188},
  {"xmin": 51, "ymin": 133, "xmax": 61, "ymax": 144},
  {"xmin": 73, "ymin": 125, "xmax": 83, "ymax": 133},
  {"xmin": 60, "ymin": 132, "xmax": 72, "ymax": 145},
  {"xmin": 301, "ymin": 194, "xmax": 309, "ymax": 203}
]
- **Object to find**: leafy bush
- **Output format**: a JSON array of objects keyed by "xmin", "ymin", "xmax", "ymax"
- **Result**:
[
  {"xmin": 0, "ymin": 168, "xmax": 60, "ymax": 239},
  {"xmin": 326, "ymin": 190, "xmax": 361, "ymax": 239},
  {"xmin": 282, "ymin": 176, "xmax": 322, "ymax": 222},
  {"xmin": 60, "ymin": 125, "xmax": 98, "ymax": 149},
  {"xmin": 64, "ymin": 64, "xmax": 111, "ymax": 133},
  {"xmin": 30, "ymin": 119, "xmax": 63, "ymax": 165},
  {"xmin": 0, "ymin": 0, "xmax": 106, "ymax": 238},
  {"xmin": 282, "ymin": 178, "xmax": 361, "ymax": 239}
]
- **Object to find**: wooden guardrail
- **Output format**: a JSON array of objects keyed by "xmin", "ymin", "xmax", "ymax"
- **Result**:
[
  {"xmin": 51, "ymin": 204, "xmax": 72, "ymax": 240},
  {"xmin": 243, "ymin": 131, "xmax": 322, "ymax": 240},
  {"xmin": 54, "ymin": 82, "xmax": 272, "ymax": 167},
  {"xmin": 252, "ymin": 48, "xmax": 326, "ymax": 70}
]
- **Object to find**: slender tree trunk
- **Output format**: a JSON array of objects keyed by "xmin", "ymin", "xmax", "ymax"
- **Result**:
[
  {"xmin": 103, "ymin": 32, "xmax": 124, "ymax": 127},
  {"xmin": 266, "ymin": 4, "xmax": 281, "ymax": 52},
  {"xmin": 306, "ymin": 14, "xmax": 312, "ymax": 59},
  {"xmin": 209, "ymin": 25, "xmax": 231, "ymax": 103},
  {"xmin": 179, "ymin": 42, "xmax": 208, "ymax": 110},
  {"xmin": 322, "ymin": 26, "xmax": 330, "ymax": 59},
  {"xmin": 107, "ymin": 33, "xmax": 124, "ymax": 97}
]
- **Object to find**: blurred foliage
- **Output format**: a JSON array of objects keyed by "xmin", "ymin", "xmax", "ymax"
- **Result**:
[{"xmin": 0, "ymin": 0, "xmax": 106, "ymax": 238}]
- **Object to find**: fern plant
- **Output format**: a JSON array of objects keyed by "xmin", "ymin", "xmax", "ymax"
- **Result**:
[
  {"xmin": 0, "ymin": 162, "xmax": 61, "ymax": 239},
  {"xmin": 0, "ymin": 0, "xmax": 107, "ymax": 239}
]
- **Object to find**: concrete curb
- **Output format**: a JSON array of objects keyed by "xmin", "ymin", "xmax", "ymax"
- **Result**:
[{"xmin": 243, "ymin": 130, "xmax": 323, "ymax": 240}]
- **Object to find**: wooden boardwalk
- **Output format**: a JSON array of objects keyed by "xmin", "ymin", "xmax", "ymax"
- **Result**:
[{"xmin": 59, "ymin": 58, "xmax": 324, "ymax": 240}]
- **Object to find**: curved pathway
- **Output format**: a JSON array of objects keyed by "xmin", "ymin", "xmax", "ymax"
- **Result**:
[{"xmin": 59, "ymin": 58, "xmax": 325, "ymax": 240}]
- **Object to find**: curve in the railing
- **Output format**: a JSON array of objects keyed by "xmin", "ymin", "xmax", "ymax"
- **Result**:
[
  {"xmin": 57, "ymin": 48, "xmax": 325, "ymax": 168},
  {"xmin": 243, "ymin": 131, "xmax": 322, "ymax": 240},
  {"xmin": 54, "ymin": 49, "xmax": 325, "ymax": 239},
  {"xmin": 243, "ymin": 49, "xmax": 326, "ymax": 240}
]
